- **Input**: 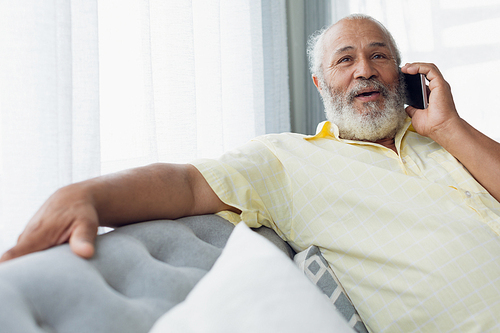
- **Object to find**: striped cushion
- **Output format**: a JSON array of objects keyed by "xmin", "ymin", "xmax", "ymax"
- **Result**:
[{"xmin": 294, "ymin": 246, "xmax": 368, "ymax": 333}]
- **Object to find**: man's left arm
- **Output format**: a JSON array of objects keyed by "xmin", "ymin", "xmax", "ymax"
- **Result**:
[{"xmin": 402, "ymin": 62, "xmax": 500, "ymax": 202}]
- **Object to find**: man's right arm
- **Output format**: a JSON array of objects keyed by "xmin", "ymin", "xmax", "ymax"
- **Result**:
[
  {"xmin": 402, "ymin": 63, "xmax": 500, "ymax": 202},
  {"xmin": 0, "ymin": 163, "xmax": 237, "ymax": 262}
]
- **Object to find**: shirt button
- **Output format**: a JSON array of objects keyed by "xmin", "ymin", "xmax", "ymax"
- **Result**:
[{"xmin": 465, "ymin": 191, "xmax": 471, "ymax": 198}]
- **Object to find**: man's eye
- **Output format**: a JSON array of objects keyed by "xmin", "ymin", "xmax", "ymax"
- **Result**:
[
  {"xmin": 373, "ymin": 54, "xmax": 386, "ymax": 59},
  {"xmin": 338, "ymin": 57, "xmax": 351, "ymax": 64}
]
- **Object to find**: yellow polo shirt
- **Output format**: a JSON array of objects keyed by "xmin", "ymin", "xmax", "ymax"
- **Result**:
[{"xmin": 191, "ymin": 118, "xmax": 500, "ymax": 332}]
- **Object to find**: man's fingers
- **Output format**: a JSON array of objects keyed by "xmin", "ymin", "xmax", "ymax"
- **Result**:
[
  {"xmin": 1, "ymin": 217, "xmax": 99, "ymax": 263},
  {"xmin": 69, "ymin": 222, "xmax": 98, "ymax": 259},
  {"xmin": 0, "ymin": 248, "xmax": 16, "ymax": 262},
  {"xmin": 0, "ymin": 231, "xmax": 53, "ymax": 262}
]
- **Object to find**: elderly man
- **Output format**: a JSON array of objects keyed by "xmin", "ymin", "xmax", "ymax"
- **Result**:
[{"xmin": 2, "ymin": 14, "xmax": 500, "ymax": 332}]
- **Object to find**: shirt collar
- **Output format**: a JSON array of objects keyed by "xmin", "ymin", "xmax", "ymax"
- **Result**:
[{"xmin": 306, "ymin": 117, "xmax": 414, "ymax": 152}]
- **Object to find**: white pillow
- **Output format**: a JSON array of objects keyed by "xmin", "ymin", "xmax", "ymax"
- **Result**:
[{"xmin": 149, "ymin": 222, "xmax": 354, "ymax": 333}]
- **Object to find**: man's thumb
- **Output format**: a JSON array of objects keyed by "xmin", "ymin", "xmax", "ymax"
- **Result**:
[{"xmin": 69, "ymin": 223, "xmax": 97, "ymax": 259}]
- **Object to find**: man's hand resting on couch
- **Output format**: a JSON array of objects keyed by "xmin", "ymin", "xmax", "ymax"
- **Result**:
[
  {"xmin": 0, "ymin": 163, "xmax": 238, "ymax": 263},
  {"xmin": 0, "ymin": 184, "xmax": 100, "ymax": 262}
]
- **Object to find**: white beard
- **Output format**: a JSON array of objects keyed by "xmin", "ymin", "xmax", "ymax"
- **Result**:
[{"xmin": 320, "ymin": 72, "xmax": 408, "ymax": 142}]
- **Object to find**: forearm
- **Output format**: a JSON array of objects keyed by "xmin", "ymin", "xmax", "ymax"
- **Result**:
[
  {"xmin": 67, "ymin": 163, "xmax": 217, "ymax": 227},
  {"xmin": 431, "ymin": 117, "xmax": 500, "ymax": 202}
]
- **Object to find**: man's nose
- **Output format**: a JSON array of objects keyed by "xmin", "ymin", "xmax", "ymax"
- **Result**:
[{"xmin": 354, "ymin": 58, "xmax": 378, "ymax": 80}]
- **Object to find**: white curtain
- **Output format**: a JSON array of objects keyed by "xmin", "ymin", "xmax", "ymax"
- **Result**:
[
  {"xmin": 0, "ymin": 0, "xmax": 289, "ymax": 254},
  {"xmin": 0, "ymin": 1, "xmax": 100, "ymax": 253},
  {"xmin": 99, "ymin": 0, "xmax": 289, "ymax": 174}
]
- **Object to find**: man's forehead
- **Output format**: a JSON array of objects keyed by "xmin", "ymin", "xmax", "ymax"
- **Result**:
[{"xmin": 324, "ymin": 19, "xmax": 390, "ymax": 54}]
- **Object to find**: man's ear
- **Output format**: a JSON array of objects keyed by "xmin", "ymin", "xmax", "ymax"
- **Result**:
[{"xmin": 312, "ymin": 75, "xmax": 322, "ymax": 92}]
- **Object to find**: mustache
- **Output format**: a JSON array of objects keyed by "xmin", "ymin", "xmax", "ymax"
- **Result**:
[{"xmin": 345, "ymin": 78, "xmax": 390, "ymax": 103}]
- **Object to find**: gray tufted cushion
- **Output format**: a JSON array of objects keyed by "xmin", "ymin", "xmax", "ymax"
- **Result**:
[{"xmin": 0, "ymin": 215, "xmax": 293, "ymax": 333}]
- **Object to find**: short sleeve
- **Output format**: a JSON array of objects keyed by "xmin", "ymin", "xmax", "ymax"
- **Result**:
[{"xmin": 190, "ymin": 139, "xmax": 292, "ymax": 238}]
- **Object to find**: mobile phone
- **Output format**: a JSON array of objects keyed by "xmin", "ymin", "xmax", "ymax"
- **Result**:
[{"xmin": 403, "ymin": 72, "xmax": 428, "ymax": 109}]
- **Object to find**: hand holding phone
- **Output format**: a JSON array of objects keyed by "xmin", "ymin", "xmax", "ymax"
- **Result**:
[{"xmin": 403, "ymin": 72, "xmax": 428, "ymax": 109}]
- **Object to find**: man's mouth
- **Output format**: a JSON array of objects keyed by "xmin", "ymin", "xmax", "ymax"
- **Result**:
[
  {"xmin": 356, "ymin": 90, "xmax": 378, "ymax": 97},
  {"xmin": 345, "ymin": 79, "xmax": 389, "ymax": 103},
  {"xmin": 355, "ymin": 90, "xmax": 381, "ymax": 101}
]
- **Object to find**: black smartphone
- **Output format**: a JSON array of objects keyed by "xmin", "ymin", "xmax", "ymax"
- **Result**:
[{"xmin": 403, "ymin": 72, "xmax": 428, "ymax": 109}]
